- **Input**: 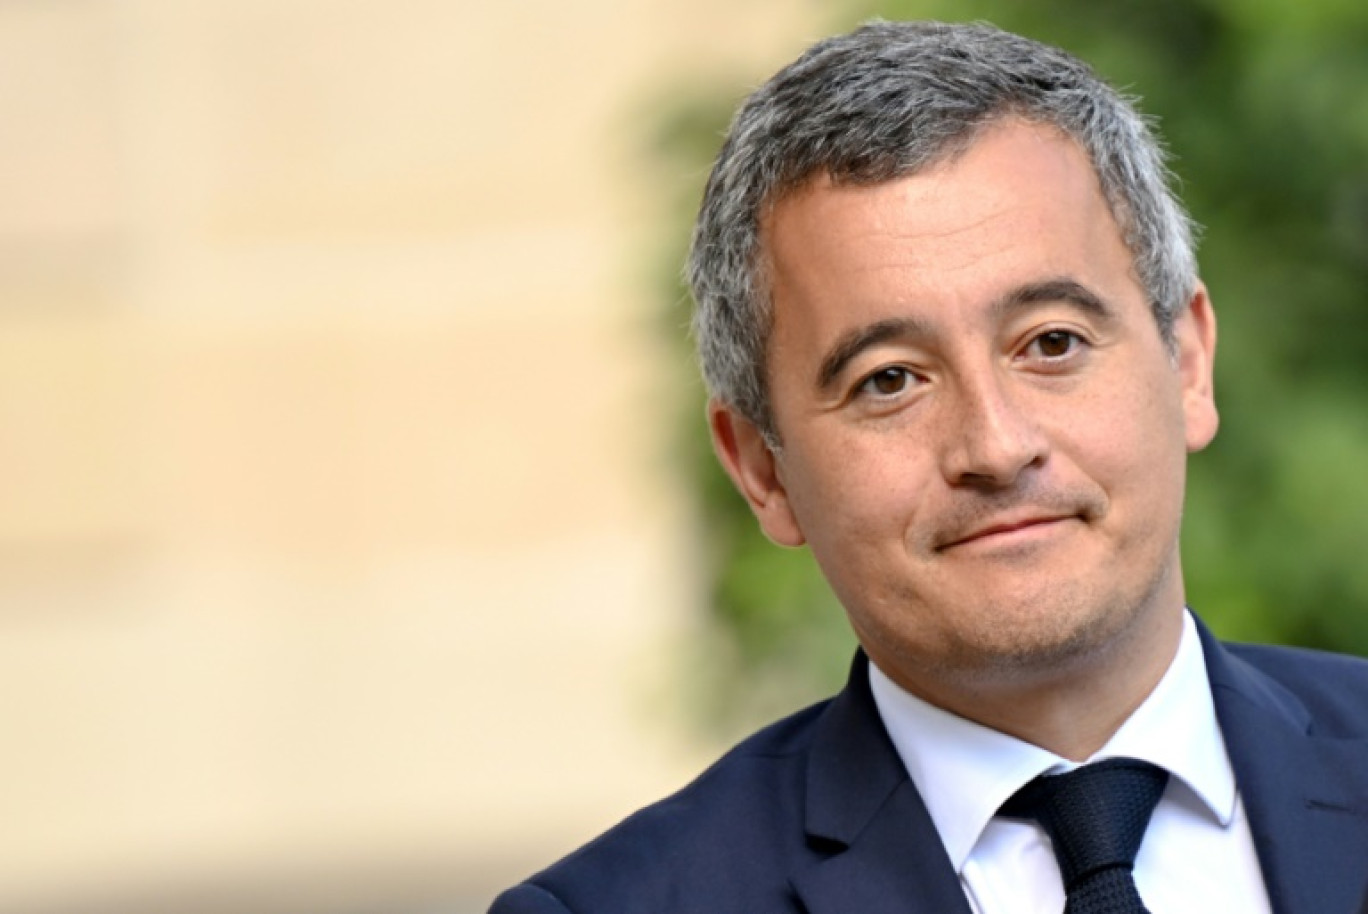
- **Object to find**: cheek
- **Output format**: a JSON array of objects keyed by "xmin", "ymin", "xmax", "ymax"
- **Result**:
[
  {"xmin": 782, "ymin": 433, "xmax": 935, "ymax": 551},
  {"xmin": 1062, "ymin": 384, "xmax": 1189, "ymax": 518}
]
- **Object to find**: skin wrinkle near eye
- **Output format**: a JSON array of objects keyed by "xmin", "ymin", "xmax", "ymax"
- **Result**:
[
  {"xmin": 850, "ymin": 326, "xmax": 1089, "ymax": 419},
  {"xmin": 817, "ymin": 317, "xmax": 932, "ymax": 392},
  {"xmin": 814, "ymin": 276, "xmax": 1118, "ymax": 393}
]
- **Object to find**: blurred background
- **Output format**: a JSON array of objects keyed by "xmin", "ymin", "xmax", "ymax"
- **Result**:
[{"xmin": 3, "ymin": 1, "xmax": 1367, "ymax": 912}]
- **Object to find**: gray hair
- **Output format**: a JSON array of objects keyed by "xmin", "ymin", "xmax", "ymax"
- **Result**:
[{"xmin": 687, "ymin": 19, "xmax": 1198, "ymax": 444}]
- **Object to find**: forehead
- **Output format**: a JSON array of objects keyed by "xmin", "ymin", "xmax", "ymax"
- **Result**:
[{"xmin": 758, "ymin": 121, "xmax": 1139, "ymax": 347}]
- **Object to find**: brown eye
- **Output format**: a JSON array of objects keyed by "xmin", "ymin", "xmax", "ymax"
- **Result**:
[
  {"xmin": 1033, "ymin": 330, "xmax": 1079, "ymax": 359},
  {"xmin": 861, "ymin": 367, "xmax": 912, "ymax": 397}
]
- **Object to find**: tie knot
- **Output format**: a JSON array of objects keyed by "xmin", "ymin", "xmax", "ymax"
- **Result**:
[{"xmin": 1000, "ymin": 758, "xmax": 1169, "ymax": 890}]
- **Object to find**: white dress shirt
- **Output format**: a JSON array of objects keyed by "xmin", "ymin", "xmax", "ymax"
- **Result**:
[{"xmin": 868, "ymin": 611, "xmax": 1272, "ymax": 913}]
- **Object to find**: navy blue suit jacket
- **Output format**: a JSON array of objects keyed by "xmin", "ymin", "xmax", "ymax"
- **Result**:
[{"xmin": 491, "ymin": 619, "xmax": 1368, "ymax": 913}]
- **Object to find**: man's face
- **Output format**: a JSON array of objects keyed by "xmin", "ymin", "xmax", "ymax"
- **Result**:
[{"xmin": 710, "ymin": 121, "xmax": 1218, "ymax": 703}]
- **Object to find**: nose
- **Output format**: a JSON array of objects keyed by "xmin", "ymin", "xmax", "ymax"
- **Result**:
[{"xmin": 939, "ymin": 369, "xmax": 1048, "ymax": 488}]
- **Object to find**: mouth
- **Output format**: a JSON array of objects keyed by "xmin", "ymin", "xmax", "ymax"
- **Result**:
[{"xmin": 938, "ymin": 514, "xmax": 1078, "ymax": 551}]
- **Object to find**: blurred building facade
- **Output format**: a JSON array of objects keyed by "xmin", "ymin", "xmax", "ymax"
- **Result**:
[{"xmin": 0, "ymin": 1, "xmax": 818, "ymax": 911}]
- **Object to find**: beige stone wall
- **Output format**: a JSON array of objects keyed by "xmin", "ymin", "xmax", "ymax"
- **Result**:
[{"xmin": 0, "ymin": 1, "xmax": 821, "ymax": 911}]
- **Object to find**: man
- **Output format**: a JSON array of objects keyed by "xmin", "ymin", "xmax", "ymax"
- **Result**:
[{"xmin": 492, "ymin": 20, "xmax": 1368, "ymax": 914}]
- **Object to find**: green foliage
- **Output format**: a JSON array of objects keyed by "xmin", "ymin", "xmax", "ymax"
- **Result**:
[{"xmin": 647, "ymin": 0, "xmax": 1368, "ymax": 721}]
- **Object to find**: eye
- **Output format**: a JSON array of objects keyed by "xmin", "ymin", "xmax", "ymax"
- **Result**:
[
  {"xmin": 857, "ymin": 366, "xmax": 916, "ymax": 398},
  {"xmin": 1024, "ymin": 329, "xmax": 1085, "ymax": 361}
]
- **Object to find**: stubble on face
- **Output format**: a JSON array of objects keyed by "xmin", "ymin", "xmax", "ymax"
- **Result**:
[
  {"xmin": 753, "ymin": 122, "xmax": 1205, "ymax": 721},
  {"xmin": 868, "ymin": 530, "xmax": 1182, "ymax": 688}
]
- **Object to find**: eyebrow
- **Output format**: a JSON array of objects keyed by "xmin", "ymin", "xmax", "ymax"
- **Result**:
[
  {"xmin": 815, "ymin": 316, "xmax": 932, "ymax": 392},
  {"xmin": 994, "ymin": 278, "xmax": 1112, "ymax": 323},
  {"xmin": 813, "ymin": 277, "xmax": 1115, "ymax": 391}
]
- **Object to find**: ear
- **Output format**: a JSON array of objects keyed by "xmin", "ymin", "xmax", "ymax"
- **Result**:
[
  {"xmin": 707, "ymin": 400, "xmax": 806, "ymax": 547},
  {"xmin": 1174, "ymin": 281, "xmax": 1219, "ymax": 452}
]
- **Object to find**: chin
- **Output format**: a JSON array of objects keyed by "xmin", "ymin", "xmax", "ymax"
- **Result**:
[
  {"xmin": 997, "ymin": 579, "xmax": 1177, "ymax": 671},
  {"xmin": 885, "ymin": 589, "xmax": 1148, "ymax": 683}
]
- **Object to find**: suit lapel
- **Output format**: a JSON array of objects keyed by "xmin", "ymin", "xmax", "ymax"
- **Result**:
[
  {"xmin": 1200, "ymin": 622, "xmax": 1368, "ymax": 914},
  {"xmin": 791, "ymin": 630, "xmax": 1368, "ymax": 914},
  {"xmin": 789, "ymin": 653, "xmax": 972, "ymax": 914}
]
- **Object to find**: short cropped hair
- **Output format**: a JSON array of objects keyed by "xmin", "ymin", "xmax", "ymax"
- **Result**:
[{"xmin": 687, "ymin": 20, "xmax": 1198, "ymax": 444}]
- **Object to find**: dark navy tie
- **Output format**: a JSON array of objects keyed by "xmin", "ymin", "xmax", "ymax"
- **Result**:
[{"xmin": 999, "ymin": 758, "xmax": 1169, "ymax": 914}]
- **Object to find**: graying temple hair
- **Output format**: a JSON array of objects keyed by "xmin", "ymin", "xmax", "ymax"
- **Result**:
[{"xmin": 687, "ymin": 20, "xmax": 1198, "ymax": 444}]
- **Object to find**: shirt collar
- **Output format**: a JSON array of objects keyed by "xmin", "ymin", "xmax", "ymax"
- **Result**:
[{"xmin": 867, "ymin": 610, "xmax": 1238, "ymax": 873}]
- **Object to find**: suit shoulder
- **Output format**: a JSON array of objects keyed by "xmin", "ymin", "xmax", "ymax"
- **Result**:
[
  {"xmin": 491, "ymin": 698, "xmax": 833, "ymax": 913},
  {"xmin": 1224, "ymin": 640, "xmax": 1368, "ymax": 735}
]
